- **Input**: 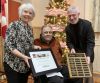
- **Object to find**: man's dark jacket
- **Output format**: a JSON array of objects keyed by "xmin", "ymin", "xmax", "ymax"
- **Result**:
[{"xmin": 65, "ymin": 19, "xmax": 95, "ymax": 62}]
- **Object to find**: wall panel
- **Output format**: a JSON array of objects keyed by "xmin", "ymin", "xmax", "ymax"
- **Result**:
[{"xmin": 93, "ymin": 33, "xmax": 100, "ymax": 72}]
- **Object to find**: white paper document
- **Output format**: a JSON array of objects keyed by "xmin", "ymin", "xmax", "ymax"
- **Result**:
[{"xmin": 46, "ymin": 72, "xmax": 63, "ymax": 77}]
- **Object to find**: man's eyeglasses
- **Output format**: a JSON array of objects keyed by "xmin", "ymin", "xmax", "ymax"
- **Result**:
[{"xmin": 44, "ymin": 31, "xmax": 53, "ymax": 34}]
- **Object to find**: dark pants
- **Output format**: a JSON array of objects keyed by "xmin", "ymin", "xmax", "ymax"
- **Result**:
[
  {"xmin": 64, "ymin": 78, "xmax": 83, "ymax": 83},
  {"xmin": 34, "ymin": 75, "xmax": 64, "ymax": 83},
  {"xmin": 61, "ymin": 65, "xmax": 83, "ymax": 83},
  {"xmin": 34, "ymin": 65, "xmax": 83, "ymax": 83},
  {"xmin": 48, "ymin": 76, "xmax": 63, "ymax": 83},
  {"xmin": 4, "ymin": 62, "xmax": 32, "ymax": 83},
  {"xmin": 84, "ymin": 63, "xmax": 94, "ymax": 83},
  {"xmin": 34, "ymin": 75, "xmax": 48, "ymax": 83}
]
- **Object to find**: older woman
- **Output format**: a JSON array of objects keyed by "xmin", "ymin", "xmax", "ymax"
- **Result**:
[
  {"xmin": 3, "ymin": 3, "xmax": 40, "ymax": 83},
  {"xmin": 34, "ymin": 25, "xmax": 64, "ymax": 83}
]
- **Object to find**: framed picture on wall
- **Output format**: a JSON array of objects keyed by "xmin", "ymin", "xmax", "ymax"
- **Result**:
[{"xmin": 26, "ymin": 49, "xmax": 60, "ymax": 76}]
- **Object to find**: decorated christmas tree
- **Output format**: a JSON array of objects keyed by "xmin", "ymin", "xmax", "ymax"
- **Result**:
[{"xmin": 44, "ymin": 0, "xmax": 70, "ymax": 64}]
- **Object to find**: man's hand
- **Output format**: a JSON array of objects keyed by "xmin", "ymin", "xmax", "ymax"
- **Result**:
[
  {"xmin": 71, "ymin": 48, "xmax": 76, "ymax": 53},
  {"xmin": 86, "ymin": 56, "xmax": 90, "ymax": 64}
]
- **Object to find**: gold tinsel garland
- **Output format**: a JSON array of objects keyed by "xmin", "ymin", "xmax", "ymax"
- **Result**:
[{"xmin": 44, "ymin": 0, "xmax": 70, "ymax": 64}]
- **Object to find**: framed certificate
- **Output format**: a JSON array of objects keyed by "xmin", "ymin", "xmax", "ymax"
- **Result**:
[{"xmin": 26, "ymin": 49, "xmax": 60, "ymax": 76}]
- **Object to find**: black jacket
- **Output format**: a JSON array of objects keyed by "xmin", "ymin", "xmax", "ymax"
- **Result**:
[{"xmin": 65, "ymin": 19, "xmax": 95, "ymax": 62}]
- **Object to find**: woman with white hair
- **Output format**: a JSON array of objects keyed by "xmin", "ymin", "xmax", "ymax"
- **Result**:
[{"xmin": 3, "ymin": 3, "xmax": 40, "ymax": 83}]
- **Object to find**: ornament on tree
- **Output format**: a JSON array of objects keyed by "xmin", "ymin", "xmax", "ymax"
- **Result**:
[{"xmin": 45, "ymin": 0, "xmax": 70, "ymax": 26}]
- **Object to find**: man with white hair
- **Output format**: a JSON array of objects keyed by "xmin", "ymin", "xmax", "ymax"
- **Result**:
[{"xmin": 65, "ymin": 6, "xmax": 95, "ymax": 83}]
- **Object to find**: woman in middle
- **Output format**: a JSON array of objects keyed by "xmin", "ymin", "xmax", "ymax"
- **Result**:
[{"xmin": 34, "ymin": 25, "xmax": 64, "ymax": 83}]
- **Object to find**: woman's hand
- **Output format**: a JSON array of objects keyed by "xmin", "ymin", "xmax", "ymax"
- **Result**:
[
  {"xmin": 11, "ymin": 49, "xmax": 31, "ymax": 67},
  {"xmin": 22, "ymin": 55, "xmax": 31, "ymax": 68},
  {"xmin": 34, "ymin": 45, "xmax": 41, "ymax": 50}
]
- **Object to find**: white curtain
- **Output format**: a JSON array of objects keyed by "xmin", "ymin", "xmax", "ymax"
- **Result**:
[{"xmin": 93, "ymin": 0, "xmax": 100, "ymax": 32}]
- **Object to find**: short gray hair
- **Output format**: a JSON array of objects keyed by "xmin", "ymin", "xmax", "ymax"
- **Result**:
[
  {"xmin": 41, "ymin": 25, "xmax": 52, "ymax": 32},
  {"xmin": 18, "ymin": 3, "xmax": 35, "ymax": 17},
  {"xmin": 67, "ymin": 6, "xmax": 80, "ymax": 14}
]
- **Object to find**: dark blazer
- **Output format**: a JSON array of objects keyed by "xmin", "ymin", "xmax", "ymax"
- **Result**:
[{"xmin": 65, "ymin": 19, "xmax": 95, "ymax": 62}]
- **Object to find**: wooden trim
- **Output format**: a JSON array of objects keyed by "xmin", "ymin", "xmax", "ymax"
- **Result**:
[
  {"xmin": 8, "ymin": 0, "xmax": 21, "ymax": 24},
  {"xmin": 93, "ymin": 72, "xmax": 100, "ymax": 75},
  {"xmin": 12, "ymin": 0, "xmax": 22, "ymax": 3}
]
